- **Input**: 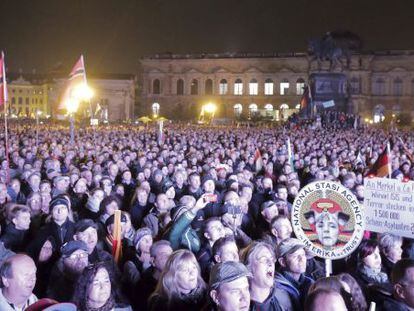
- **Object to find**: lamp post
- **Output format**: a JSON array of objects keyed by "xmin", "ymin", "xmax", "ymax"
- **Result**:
[{"xmin": 35, "ymin": 109, "xmax": 42, "ymax": 147}]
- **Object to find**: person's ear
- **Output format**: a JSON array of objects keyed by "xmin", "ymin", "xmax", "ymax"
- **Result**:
[
  {"xmin": 271, "ymin": 228, "xmax": 278, "ymax": 238},
  {"xmin": 73, "ymin": 234, "xmax": 78, "ymax": 241},
  {"xmin": 204, "ymin": 232, "xmax": 211, "ymax": 241},
  {"xmin": 11, "ymin": 217, "xmax": 18, "ymax": 227},
  {"xmin": 210, "ymin": 289, "xmax": 220, "ymax": 306},
  {"xmin": 395, "ymin": 283, "xmax": 406, "ymax": 300},
  {"xmin": 278, "ymin": 257, "xmax": 286, "ymax": 268},
  {"xmin": 1, "ymin": 277, "xmax": 9, "ymax": 288},
  {"xmin": 214, "ymin": 254, "xmax": 221, "ymax": 264}
]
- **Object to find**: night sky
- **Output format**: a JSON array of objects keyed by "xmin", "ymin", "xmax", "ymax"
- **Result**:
[{"xmin": 0, "ymin": 0, "xmax": 413, "ymax": 74}]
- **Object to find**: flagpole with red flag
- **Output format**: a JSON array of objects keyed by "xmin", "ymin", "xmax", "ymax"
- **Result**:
[
  {"xmin": 0, "ymin": 51, "xmax": 9, "ymax": 184},
  {"xmin": 366, "ymin": 142, "xmax": 391, "ymax": 178}
]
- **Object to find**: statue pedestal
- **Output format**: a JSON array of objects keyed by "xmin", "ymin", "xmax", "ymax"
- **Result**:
[{"xmin": 309, "ymin": 73, "xmax": 349, "ymax": 113}]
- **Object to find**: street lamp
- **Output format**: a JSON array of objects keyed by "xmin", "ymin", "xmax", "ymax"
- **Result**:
[
  {"xmin": 66, "ymin": 83, "xmax": 94, "ymax": 144},
  {"xmin": 36, "ymin": 110, "xmax": 42, "ymax": 147}
]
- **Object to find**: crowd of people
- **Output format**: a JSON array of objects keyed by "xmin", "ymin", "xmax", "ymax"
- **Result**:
[{"xmin": 0, "ymin": 119, "xmax": 413, "ymax": 311}]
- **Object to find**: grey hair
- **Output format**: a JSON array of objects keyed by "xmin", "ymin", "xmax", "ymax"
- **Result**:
[{"xmin": 379, "ymin": 233, "xmax": 402, "ymax": 254}]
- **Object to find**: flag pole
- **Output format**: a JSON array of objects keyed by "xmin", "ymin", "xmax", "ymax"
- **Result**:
[
  {"xmin": 2, "ymin": 52, "xmax": 9, "ymax": 184},
  {"xmin": 387, "ymin": 142, "xmax": 391, "ymax": 179},
  {"xmin": 82, "ymin": 55, "xmax": 93, "ymax": 128}
]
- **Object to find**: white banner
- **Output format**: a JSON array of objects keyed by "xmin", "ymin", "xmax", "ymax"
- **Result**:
[
  {"xmin": 322, "ymin": 100, "xmax": 335, "ymax": 108},
  {"xmin": 364, "ymin": 177, "xmax": 414, "ymax": 238}
]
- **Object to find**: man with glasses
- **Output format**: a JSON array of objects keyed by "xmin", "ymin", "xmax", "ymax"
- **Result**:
[
  {"xmin": 241, "ymin": 241, "xmax": 282, "ymax": 310},
  {"xmin": 274, "ymin": 238, "xmax": 314, "ymax": 311},
  {"xmin": 46, "ymin": 240, "xmax": 89, "ymax": 302}
]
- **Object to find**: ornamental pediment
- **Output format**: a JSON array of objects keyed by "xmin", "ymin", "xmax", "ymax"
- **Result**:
[{"xmin": 244, "ymin": 66, "xmax": 263, "ymax": 73}]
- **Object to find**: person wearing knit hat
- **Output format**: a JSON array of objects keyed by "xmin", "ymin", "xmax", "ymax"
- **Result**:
[
  {"xmin": 123, "ymin": 228, "xmax": 153, "ymax": 286},
  {"xmin": 209, "ymin": 261, "xmax": 252, "ymax": 311}
]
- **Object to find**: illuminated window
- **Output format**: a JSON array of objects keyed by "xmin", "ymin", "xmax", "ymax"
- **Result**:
[
  {"xmin": 153, "ymin": 79, "xmax": 161, "ymax": 95},
  {"xmin": 191, "ymin": 79, "xmax": 198, "ymax": 95},
  {"xmin": 264, "ymin": 79, "xmax": 274, "ymax": 95},
  {"xmin": 234, "ymin": 103, "xmax": 242, "ymax": 117},
  {"xmin": 249, "ymin": 79, "xmax": 258, "ymax": 95},
  {"xmin": 296, "ymin": 78, "xmax": 305, "ymax": 95},
  {"xmin": 280, "ymin": 80, "xmax": 289, "ymax": 95},
  {"xmin": 219, "ymin": 79, "xmax": 228, "ymax": 95},
  {"xmin": 234, "ymin": 79, "xmax": 243, "ymax": 95},
  {"xmin": 152, "ymin": 102, "xmax": 160, "ymax": 116},
  {"xmin": 249, "ymin": 103, "xmax": 258, "ymax": 117},
  {"xmin": 280, "ymin": 103, "xmax": 289, "ymax": 110},
  {"xmin": 264, "ymin": 104, "xmax": 273, "ymax": 116},
  {"xmin": 177, "ymin": 79, "xmax": 184, "ymax": 95},
  {"xmin": 295, "ymin": 104, "xmax": 300, "ymax": 110},
  {"xmin": 205, "ymin": 79, "xmax": 213, "ymax": 95}
]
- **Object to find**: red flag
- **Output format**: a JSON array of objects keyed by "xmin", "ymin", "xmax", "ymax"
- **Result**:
[
  {"xmin": 300, "ymin": 85, "xmax": 310, "ymax": 110},
  {"xmin": 367, "ymin": 143, "xmax": 391, "ymax": 177},
  {"xmin": 0, "ymin": 52, "xmax": 8, "ymax": 106},
  {"xmin": 58, "ymin": 55, "xmax": 87, "ymax": 110}
]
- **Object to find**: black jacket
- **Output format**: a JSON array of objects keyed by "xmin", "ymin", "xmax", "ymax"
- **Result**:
[
  {"xmin": 0, "ymin": 223, "xmax": 29, "ymax": 252},
  {"xmin": 38, "ymin": 219, "xmax": 76, "ymax": 251}
]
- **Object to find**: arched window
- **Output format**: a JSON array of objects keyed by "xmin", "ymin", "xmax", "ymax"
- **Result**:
[
  {"xmin": 393, "ymin": 78, "xmax": 403, "ymax": 96},
  {"xmin": 280, "ymin": 103, "xmax": 289, "ymax": 110},
  {"xmin": 264, "ymin": 79, "xmax": 274, "ymax": 95},
  {"xmin": 153, "ymin": 79, "xmax": 161, "ymax": 95},
  {"xmin": 350, "ymin": 77, "xmax": 360, "ymax": 94},
  {"xmin": 177, "ymin": 79, "xmax": 184, "ymax": 95},
  {"xmin": 295, "ymin": 104, "xmax": 301, "ymax": 110},
  {"xmin": 249, "ymin": 79, "xmax": 258, "ymax": 95},
  {"xmin": 249, "ymin": 103, "xmax": 258, "ymax": 117},
  {"xmin": 219, "ymin": 79, "xmax": 228, "ymax": 95},
  {"xmin": 280, "ymin": 79, "xmax": 289, "ymax": 95},
  {"xmin": 190, "ymin": 79, "xmax": 198, "ymax": 95},
  {"xmin": 234, "ymin": 79, "xmax": 243, "ymax": 95},
  {"xmin": 296, "ymin": 78, "xmax": 305, "ymax": 95},
  {"xmin": 152, "ymin": 102, "xmax": 160, "ymax": 117},
  {"xmin": 373, "ymin": 78, "xmax": 385, "ymax": 95},
  {"xmin": 205, "ymin": 79, "xmax": 213, "ymax": 95},
  {"xmin": 234, "ymin": 103, "xmax": 242, "ymax": 117},
  {"xmin": 264, "ymin": 104, "xmax": 273, "ymax": 117}
]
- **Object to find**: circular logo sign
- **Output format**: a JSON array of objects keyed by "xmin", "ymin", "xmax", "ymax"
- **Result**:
[{"xmin": 292, "ymin": 181, "xmax": 365, "ymax": 259}]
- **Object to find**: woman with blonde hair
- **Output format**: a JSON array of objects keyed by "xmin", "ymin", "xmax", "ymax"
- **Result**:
[{"xmin": 148, "ymin": 249, "xmax": 206, "ymax": 311}]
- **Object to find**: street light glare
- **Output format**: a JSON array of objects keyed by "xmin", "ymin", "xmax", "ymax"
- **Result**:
[
  {"xmin": 204, "ymin": 103, "xmax": 217, "ymax": 114},
  {"xmin": 66, "ymin": 99, "xmax": 80, "ymax": 114},
  {"xmin": 73, "ymin": 83, "xmax": 94, "ymax": 101}
]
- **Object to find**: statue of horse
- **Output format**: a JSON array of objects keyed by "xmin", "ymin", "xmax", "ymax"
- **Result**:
[{"xmin": 308, "ymin": 31, "xmax": 362, "ymax": 71}]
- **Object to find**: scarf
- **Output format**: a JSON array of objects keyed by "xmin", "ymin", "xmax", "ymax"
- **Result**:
[{"xmin": 359, "ymin": 264, "xmax": 389, "ymax": 284}]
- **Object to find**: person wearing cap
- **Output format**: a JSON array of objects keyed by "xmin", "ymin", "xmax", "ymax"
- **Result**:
[
  {"xmin": 274, "ymin": 238, "xmax": 314, "ymax": 311},
  {"xmin": 0, "ymin": 254, "xmax": 38, "ymax": 311},
  {"xmin": 73, "ymin": 219, "xmax": 112, "ymax": 264},
  {"xmin": 37, "ymin": 195, "xmax": 75, "ymax": 251},
  {"xmin": 103, "ymin": 212, "xmax": 132, "ymax": 264},
  {"xmin": 150, "ymin": 169, "xmax": 164, "ymax": 195},
  {"xmin": 208, "ymin": 261, "xmax": 251, "ymax": 311},
  {"xmin": 240, "ymin": 241, "xmax": 282, "ymax": 311},
  {"xmin": 148, "ymin": 249, "xmax": 206, "ymax": 311},
  {"xmin": 123, "ymin": 227, "xmax": 153, "ymax": 286},
  {"xmin": 255, "ymin": 200, "xmax": 280, "ymax": 238},
  {"xmin": 46, "ymin": 240, "xmax": 89, "ymax": 302}
]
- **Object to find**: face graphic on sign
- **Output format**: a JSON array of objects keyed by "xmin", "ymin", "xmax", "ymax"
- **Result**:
[{"xmin": 304, "ymin": 198, "xmax": 350, "ymax": 248}]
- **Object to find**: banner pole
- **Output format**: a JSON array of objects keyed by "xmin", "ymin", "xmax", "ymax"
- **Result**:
[
  {"xmin": 2, "ymin": 52, "xmax": 10, "ymax": 184},
  {"xmin": 325, "ymin": 258, "xmax": 332, "ymax": 277}
]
